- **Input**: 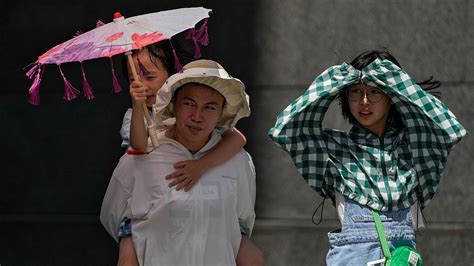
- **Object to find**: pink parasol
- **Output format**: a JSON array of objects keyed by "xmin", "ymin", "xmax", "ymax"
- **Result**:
[{"xmin": 26, "ymin": 7, "xmax": 211, "ymax": 147}]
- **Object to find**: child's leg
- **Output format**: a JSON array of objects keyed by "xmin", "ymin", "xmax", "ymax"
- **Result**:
[
  {"xmin": 117, "ymin": 236, "xmax": 139, "ymax": 266},
  {"xmin": 236, "ymin": 235, "xmax": 264, "ymax": 266}
]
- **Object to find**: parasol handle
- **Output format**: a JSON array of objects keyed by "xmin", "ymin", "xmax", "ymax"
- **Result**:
[{"xmin": 126, "ymin": 53, "xmax": 159, "ymax": 148}]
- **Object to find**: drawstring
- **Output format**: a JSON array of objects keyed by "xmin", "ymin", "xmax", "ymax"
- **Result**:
[
  {"xmin": 413, "ymin": 199, "xmax": 427, "ymax": 236},
  {"xmin": 417, "ymin": 209, "xmax": 428, "ymax": 236},
  {"xmin": 421, "ymin": 210, "xmax": 428, "ymax": 226},
  {"xmin": 312, "ymin": 197, "xmax": 327, "ymax": 225},
  {"xmin": 414, "ymin": 201, "xmax": 420, "ymax": 235}
]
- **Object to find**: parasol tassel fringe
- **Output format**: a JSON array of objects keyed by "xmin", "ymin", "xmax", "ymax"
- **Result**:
[
  {"xmin": 26, "ymin": 64, "xmax": 40, "ymax": 79},
  {"xmin": 112, "ymin": 68, "xmax": 122, "ymax": 93},
  {"xmin": 81, "ymin": 63, "xmax": 95, "ymax": 100},
  {"xmin": 193, "ymin": 37, "xmax": 201, "ymax": 59},
  {"xmin": 169, "ymin": 41, "xmax": 183, "ymax": 73},
  {"xmin": 110, "ymin": 58, "xmax": 122, "ymax": 93},
  {"xmin": 137, "ymin": 57, "xmax": 149, "ymax": 75},
  {"xmin": 59, "ymin": 65, "xmax": 80, "ymax": 101},
  {"xmin": 28, "ymin": 65, "xmax": 42, "ymax": 105},
  {"xmin": 185, "ymin": 27, "xmax": 194, "ymax": 40},
  {"xmin": 195, "ymin": 18, "xmax": 209, "ymax": 46},
  {"xmin": 172, "ymin": 48, "xmax": 183, "ymax": 72},
  {"xmin": 199, "ymin": 29, "xmax": 209, "ymax": 46},
  {"xmin": 186, "ymin": 28, "xmax": 201, "ymax": 59},
  {"xmin": 82, "ymin": 77, "xmax": 95, "ymax": 99}
]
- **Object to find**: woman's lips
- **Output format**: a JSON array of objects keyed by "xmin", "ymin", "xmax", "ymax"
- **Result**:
[{"xmin": 358, "ymin": 110, "xmax": 372, "ymax": 118}]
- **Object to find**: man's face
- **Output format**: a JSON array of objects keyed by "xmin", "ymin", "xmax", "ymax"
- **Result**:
[{"xmin": 173, "ymin": 83, "xmax": 225, "ymax": 152}]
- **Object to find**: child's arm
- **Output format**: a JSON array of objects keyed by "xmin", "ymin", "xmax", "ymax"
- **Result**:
[
  {"xmin": 129, "ymin": 80, "xmax": 149, "ymax": 151},
  {"xmin": 165, "ymin": 128, "xmax": 246, "ymax": 191}
]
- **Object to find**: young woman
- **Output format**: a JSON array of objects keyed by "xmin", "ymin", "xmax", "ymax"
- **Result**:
[{"xmin": 268, "ymin": 50, "xmax": 466, "ymax": 264}]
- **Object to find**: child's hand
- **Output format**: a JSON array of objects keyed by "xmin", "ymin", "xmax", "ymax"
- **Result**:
[
  {"xmin": 129, "ymin": 80, "xmax": 148, "ymax": 107},
  {"xmin": 165, "ymin": 160, "xmax": 205, "ymax": 191}
]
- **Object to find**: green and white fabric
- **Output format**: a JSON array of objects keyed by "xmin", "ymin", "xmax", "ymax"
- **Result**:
[{"xmin": 268, "ymin": 59, "xmax": 467, "ymax": 211}]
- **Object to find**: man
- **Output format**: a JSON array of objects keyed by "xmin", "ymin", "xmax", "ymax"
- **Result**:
[{"xmin": 101, "ymin": 60, "xmax": 262, "ymax": 265}]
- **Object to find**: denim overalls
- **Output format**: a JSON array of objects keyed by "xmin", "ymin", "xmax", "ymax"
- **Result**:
[{"xmin": 326, "ymin": 198, "xmax": 416, "ymax": 265}]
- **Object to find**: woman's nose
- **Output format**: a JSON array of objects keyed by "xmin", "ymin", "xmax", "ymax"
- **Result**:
[{"xmin": 360, "ymin": 91, "xmax": 370, "ymax": 105}]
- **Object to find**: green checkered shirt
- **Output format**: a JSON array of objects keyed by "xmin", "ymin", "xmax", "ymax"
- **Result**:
[{"xmin": 268, "ymin": 59, "xmax": 467, "ymax": 211}]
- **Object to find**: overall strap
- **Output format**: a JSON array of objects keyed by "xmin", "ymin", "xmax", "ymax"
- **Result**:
[{"xmin": 372, "ymin": 210, "xmax": 392, "ymax": 265}]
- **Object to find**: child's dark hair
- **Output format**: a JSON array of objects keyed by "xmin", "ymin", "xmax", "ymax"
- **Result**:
[
  {"xmin": 120, "ymin": 30, "xmax": 198, "ymax": 79},
  {"xmin": 121, "ymin": 40, "xmax": 177, "ymax": 79},
  {"xmin": 338, "ymin": 49, "xmax": 441, "ymax": 126}
]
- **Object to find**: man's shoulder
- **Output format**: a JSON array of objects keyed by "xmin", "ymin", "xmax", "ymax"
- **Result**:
[
  {"xmin": 227, "ymin": 149, "xmax": 255, "ymax": 173},
  {"xmin": 222, "ymin": 148, "xmax": 251, "ymax": 162},
  {"xmin": 234, "ymin": 149, "xmax": 253, "ymax": 161}
]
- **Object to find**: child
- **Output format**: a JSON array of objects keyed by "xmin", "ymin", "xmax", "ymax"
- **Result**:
[
  {"xmin": 268, "ymin": 50, "xmax": 467, "ymax": 264},
  {"xmin": 101, "ymin": 41, "xmax": 263, "ymax": 266}
]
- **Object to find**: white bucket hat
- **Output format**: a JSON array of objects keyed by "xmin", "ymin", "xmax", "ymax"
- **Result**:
[{"xmin": 153, "ymin": 59, "xmax": 250, "ymax": 128}]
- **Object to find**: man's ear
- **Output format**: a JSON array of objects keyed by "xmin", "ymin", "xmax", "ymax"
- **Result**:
[{"xmin": 168, "ymin": 98, "xmax": 176, "ymax": 115}]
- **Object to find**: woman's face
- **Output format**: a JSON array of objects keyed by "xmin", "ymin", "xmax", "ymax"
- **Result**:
[
  {"xmin": 347, "ymin": 83, "xmax": 391, "ymax": 136},
  {"xmin": 128, "ymin": 48, "xmax": 170, "ymax": 107}
]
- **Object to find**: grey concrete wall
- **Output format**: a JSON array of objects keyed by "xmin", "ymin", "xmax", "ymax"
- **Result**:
[{"xmin": 1, "ymin": 0, "xmax": 473, "ymax": 265}]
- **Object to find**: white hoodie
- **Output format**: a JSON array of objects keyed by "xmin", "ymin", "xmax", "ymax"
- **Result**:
[{"xmin": 100, "ymin": 129, "xmax": 256, "ymax": 266}]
